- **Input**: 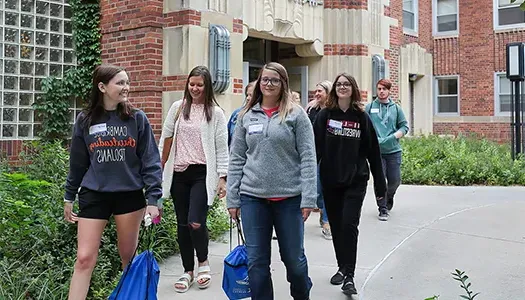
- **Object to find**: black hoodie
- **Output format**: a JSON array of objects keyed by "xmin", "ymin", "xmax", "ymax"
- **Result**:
[{"xmin": 313, "ymin": 106, "xmax": 386, "ymax": 198}]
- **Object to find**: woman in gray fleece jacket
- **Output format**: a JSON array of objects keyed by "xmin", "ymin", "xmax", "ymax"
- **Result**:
[{"xmin": 227, "ymin": 62, "xmax": 317, "ymax": 300}]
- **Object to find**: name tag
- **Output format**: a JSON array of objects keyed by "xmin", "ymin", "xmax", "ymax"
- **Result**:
[
  {"xmin": 89, "ymin": 123, "xmax": 107, "ymax": 135},
  {"xmin": 370, "ymin": 108, "xmax": 379, "ymax": 113},
  {"xmin": 328, "ymin": 119, "xmax": 342, "ymax": 129},
  {"xmin": 248, "ymin": 124, "xmax": 264, "ymax": 134}
]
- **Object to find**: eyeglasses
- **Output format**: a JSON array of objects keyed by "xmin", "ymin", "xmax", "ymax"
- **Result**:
[
  {"xmin": 335, "ymin": 82, "xmax": 351, "ymax": 89},
  {"xmin": 261, "ymin": 77, "xmax": 282, "ymax": 86}
]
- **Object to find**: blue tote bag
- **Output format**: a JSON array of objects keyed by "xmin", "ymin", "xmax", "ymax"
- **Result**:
[
  {"xmin": 108, "ymin": 225, "xmax": 160, "ymax": 300},
  {"xmin": 222, "ymin": 218, "xmax": 251, "ymax": 300}
]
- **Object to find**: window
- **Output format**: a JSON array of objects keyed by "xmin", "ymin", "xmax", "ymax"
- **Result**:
[
  {"xmin": 495, "ymin": 0, "xmax": 525, "ymax": 28},
  {"xmin": 403, "ymin": 0, "xmax": 418, "ymax": 33},
  {"xmin": 1, "ymin": 0, "xmax": 77, "ymax": 140},
  {"xmin": 435, "ymin": 76, "xmax": 459, "ymax": 115},
  {"xmin": 434, "ymin": 0, "xmax": 458, "ymax": 35},
  {"xmin": 495, "ymin": 73, "xmax": 524, "ymax": 115}
]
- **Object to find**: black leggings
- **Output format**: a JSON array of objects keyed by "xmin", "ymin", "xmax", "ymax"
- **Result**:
[
  {"xmin": 170, "ymin": 164, "xmax": 209, "ymax": 273},
  {"xmin": 322, "ymin": 183, "xmax": 367, "ymax": 277}
]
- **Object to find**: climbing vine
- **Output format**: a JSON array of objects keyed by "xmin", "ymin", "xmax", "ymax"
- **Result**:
[{"xmin": 34, "ymin": 0, "xmax": 101, "ymax": 141}]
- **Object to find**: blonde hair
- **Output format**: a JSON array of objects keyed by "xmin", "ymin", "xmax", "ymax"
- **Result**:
[
  {"xmin": 317, "ymin": 80, "xmax": 333, "ymax": 95},
  {"xmin": 241, "ymin": 62, "xmax": 295, "ymax": 122}
]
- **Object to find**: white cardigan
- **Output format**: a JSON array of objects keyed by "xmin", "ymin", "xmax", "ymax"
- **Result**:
[{"xmin": 159, "ymin": 99, "xmax": 229, "ymax": 205}]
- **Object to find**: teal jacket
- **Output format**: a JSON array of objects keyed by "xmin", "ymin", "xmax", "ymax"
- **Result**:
[{"xmin": 365, "ymin": 98, "xmax": 409, "ymax": 155}]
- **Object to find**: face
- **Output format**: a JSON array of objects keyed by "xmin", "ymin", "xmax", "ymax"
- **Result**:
[
  {"xmin": 377, "ymin": 84, "xmax": 390, "ymax": 100},
  {"xmin": 188, "ymin": 75, "xmax": 205, "ymax": 101},
  {"xmin": 314, "ymin": 85, "xmax": 328, "ymax": 102},
  {"xmin": 259, "ymin": 69, "xmax": 282, "ymax": 98},
  {"xmin": 335, "ymin": 76, "xmax": 352, "ymax": 99},
  {"xmin": 245, "ymin": 84, "xmax": 255, "ymax": 102},
  {"xmin": 99, "ymin": 71, "xmax": 130, "ymax": 104}
]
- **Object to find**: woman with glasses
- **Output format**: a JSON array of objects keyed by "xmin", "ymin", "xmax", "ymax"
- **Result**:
[
  {"xmin": 313, "ymin": 73, "xmax": 386, "ymax": 296},
  {"xmin": 227, "ymin": 62, "xmax": 317, "ymax": 300}
]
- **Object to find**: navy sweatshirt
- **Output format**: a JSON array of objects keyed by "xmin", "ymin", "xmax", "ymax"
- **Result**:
[
  {"xmin": 313, "ymin": 107, "xmax": 386, "ymax": 198},
  {"xmin": 64, "ymin": 110, "xmax": 163, "ymax": 206}
]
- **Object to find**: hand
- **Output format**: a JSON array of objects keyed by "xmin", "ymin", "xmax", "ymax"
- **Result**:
[
  {"xmin": 228, "ymin": 208, "xmax": 240, "ymax": 220},
  {"xmin": 64, "ymin": 202, "xmax": 78, "ymax": 224},
  {"xmin": 394, "ymin": 131, "xmax": 403, "ymax": 139},
  {"xmin": 216, "ymin": 178, "xmax": 226, "ymax": 199},
  {"xmin": 301, "ymin": 208, "xmax": 313, "ymax": 222},
  {"xmin": 145, "ymin": 205, "xmax": 159, "ymax": 220}
]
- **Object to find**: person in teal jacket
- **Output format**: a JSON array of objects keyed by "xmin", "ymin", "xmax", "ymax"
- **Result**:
[{"xmin": 365, "ymin": 79, "xmax": 409, "ymax": 221}]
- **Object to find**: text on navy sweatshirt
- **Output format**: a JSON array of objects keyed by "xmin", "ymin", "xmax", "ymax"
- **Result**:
[{"xmin": 64, "ymin": 110, "xmax": 163, "ymax": 206}]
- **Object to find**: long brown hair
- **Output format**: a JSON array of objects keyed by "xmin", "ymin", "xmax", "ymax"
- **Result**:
[
  {"xmin": 182, "ymin": 66, "xmax": 219, "ymax": 122},
  {"xmin": 241, "ymin": 62, "xmax": 295, "ymax": 121},
  {"xmin": 83, "ymin": 64, "xmax": 134, "ymax": 127},
  {"xmin": 326, "ymin": 73, "xmax": 364, "ymax": 112}
]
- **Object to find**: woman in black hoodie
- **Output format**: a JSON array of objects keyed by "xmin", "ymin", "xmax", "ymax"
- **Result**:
[{"xmin": 313, "ymin": 73, "xmax": 386, "ymax": 296}]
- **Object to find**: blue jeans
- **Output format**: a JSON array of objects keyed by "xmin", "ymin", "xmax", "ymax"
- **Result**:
[
  {"xmin": 316, "ymin": 165, "xmax": 329, "ymax": 224},
  {"xmin": 240, "ymin": 194, "xmax": 312, "ymax": 300},
  {"xmin": 378, "ymin": 151, "xmax": 402, "ymax": 211}
]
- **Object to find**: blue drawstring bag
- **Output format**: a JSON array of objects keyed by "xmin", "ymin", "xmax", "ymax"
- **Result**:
[
  {"xmin": 222, "ymin": 219, "xmax": 251, "ymax": 300},
  {"xmin": 108, "ymin": 225, "xmax": 160, "ymax": 300}
]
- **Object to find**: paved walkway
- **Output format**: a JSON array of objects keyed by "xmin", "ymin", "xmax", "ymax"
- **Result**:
[{"xmin": 157, "ymin": 185, "xmax": 525, "ymax": 299}]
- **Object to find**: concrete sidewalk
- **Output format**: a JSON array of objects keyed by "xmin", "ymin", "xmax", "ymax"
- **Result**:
[{"xmin": 157, "ymin": 185, "xmax": 525, "ymax": 300}]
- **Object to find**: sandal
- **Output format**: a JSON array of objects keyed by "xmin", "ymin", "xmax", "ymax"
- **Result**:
[
  {"xmin": 196, "ymin": 265, "xmax": 212, "ymax": 289},
  {"xmin": 174, "ymin": 273, "xmax": 194, "ymax": 293}
]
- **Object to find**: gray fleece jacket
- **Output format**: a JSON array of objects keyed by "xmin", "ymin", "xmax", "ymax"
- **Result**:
[{"xmin": 227, "ymin": 103, "xmax": 317, "ymax": 209}]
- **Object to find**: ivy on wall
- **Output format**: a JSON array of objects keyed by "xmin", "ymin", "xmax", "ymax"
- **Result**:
[{"xmin": 34, "ymin": 0, "xmax": 101, "ymax": 141}]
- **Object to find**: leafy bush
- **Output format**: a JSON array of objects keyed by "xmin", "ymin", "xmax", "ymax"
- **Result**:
[
  {"xmin": 401, "ymin": 135, "xmax": 525, "ymax": 186},
  {"xmin": 0, "ymin": 141, "xmax": 229, "ymax": 299},
  {"xmin": 425, "ymin": 269, "xmax": 479, "ymax": 300}
]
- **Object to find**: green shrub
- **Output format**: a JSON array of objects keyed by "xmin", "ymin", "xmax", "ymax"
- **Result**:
[
  {"xmin": 401, "ymin": 135, "xmax": 525, "ymax": 186},
  {"xmin": 0, "ymin": 141, "xmax": 229, "ymax": 299}
]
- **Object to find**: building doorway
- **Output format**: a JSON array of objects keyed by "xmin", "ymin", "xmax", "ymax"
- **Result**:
[{"xmin": 242, "ymin": 37, "xmax": 309, "ymax": 107}]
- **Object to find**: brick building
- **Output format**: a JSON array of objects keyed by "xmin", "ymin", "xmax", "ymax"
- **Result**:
[{"xmin": 1, "ymin": 0, "xmax": 523, "ymax": 161}]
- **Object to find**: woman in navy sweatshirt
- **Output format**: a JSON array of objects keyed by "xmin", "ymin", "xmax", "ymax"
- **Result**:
[
  {"xmin": 313, "ymin": 73, "xmax": 386, "ymax": 296},
  {"xmin": 63, "ymin": 64, "xmax": 162, "ymax": 300}
]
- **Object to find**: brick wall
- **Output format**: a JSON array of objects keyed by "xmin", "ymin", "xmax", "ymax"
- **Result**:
[
  {"xmin": 433, "ymin": 38, "xmax": 459, "ymax": 75},
  {"xmin": 387, "ymin": 0, "xmax": 402, "ymax": 100},
  {"xmin": 324, "ymin": 44, "xmax": 368, "ymax": 56},
  {"xmin": 100, "ymin": 0, "xmax": 164, "ymax": 136},
  {"xmin": 433, "ymin": 122, "xmax": 511, "ymax": 143},
  {"xmin": 0, "ymin": 140, "xmax": 27, "ymax": 165},
  {"xmin": 324, "ymin": 0, "xmax": 367, "ymax": 10}
]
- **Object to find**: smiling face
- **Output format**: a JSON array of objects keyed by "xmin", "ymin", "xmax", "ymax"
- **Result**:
[
  {"xmin": 259, "ymin": 69, "xmax": 282, "ymax": 99},
  {"xmin": 188, "ymin": 75, "xmax": 205, "ymax": 102},
  {"xmin": 314, "ymin": 85, "xmax": 328, "ymax": 103},
  {"xmin": 99, "ymin": 70, "xmax": 129, "ymax": 106},
  {"xmin": 335, "ymin": 76, "xmax": 352, "ymax": 99}
]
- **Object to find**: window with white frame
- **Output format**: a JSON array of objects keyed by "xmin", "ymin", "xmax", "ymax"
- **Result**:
[
  {"xmin": 434, "ymin": 0, "xmax": 458, "ymax": 34},
  {"xmin": 435, "ymin": 77, "xmax": 459, "ymax": 114},
  {"xmin": 403, "ymin": 0, "xmax": 418, "ymax": 33},
  {"xmin": 1, "ymin": 0, "xmax": 77, "ymax": 140},
  {"xmin": 496, "ymin": 0, "xmax": 525, "ymax": 27},
  {"xmin": 495, "ymin": 73, "xmax": 524, "ymax": 114}
]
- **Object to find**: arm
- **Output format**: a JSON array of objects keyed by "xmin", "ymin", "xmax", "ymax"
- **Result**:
[
  {"xmin": 215, "ymin": 109, "xmax": 229, "ymax": 177},
  {"xmin": 227, "ymin": 108, "xmax": 239, "ymax": 147},
  {"xmin": 394, "ymin": 104, "xmax": 409, "ymax": 139},
  {"xmin": 136, "ymin": 111, "xmax": 163, "ymax": 206},
  {"xmin": 365, "ymin": 115, "xmax": 387, "ymax": 199},
  {"xmin": 158, "ymin": 101, "xmax": 180, "ymax": 166},
  {"xmin": 64, "ymin": 118, "xmax": 90, "ymax": 201},
  {"xmin": 295, "ymin": 109, "xmax": 318, "ymax": 209},
  {"xmin": 313, "ymin": 109, "xmax": 327, "ymax": 164},
  {"xmin": 226, "ymin": 112, "xmax": 248, "ymax": 209}
]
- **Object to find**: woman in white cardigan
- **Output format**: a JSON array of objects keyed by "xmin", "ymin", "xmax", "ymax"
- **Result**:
[{"xmin": 159, "ymin": 66, "xmax": 228, "ymax": 293}]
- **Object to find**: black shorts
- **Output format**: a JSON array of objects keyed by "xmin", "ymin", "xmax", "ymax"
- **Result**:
[{"xmin": 78, "ymin": 187, "xmax": 146, "ymax": 220}]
